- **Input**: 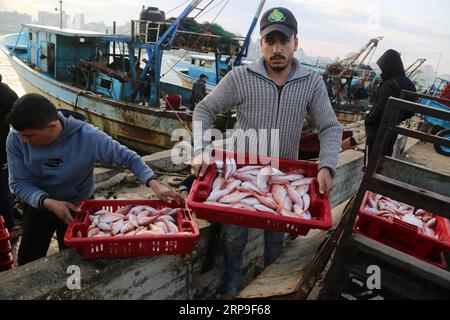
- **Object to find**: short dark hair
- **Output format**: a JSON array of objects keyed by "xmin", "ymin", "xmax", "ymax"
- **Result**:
[
  {"xmin": 200, "ymin": 74, "xmax": 208, "ymax": 79},
  {"xmin": 8, "ymin": 93, "xmax": 59, "ymax": 130}
]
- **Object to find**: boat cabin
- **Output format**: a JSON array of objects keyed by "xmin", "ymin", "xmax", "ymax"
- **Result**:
[{"xmin": 23, "ymin": 24, "xmax": 133, "ymax": 100}]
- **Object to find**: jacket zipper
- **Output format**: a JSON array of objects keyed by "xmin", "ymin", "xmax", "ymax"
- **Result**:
[{"xmin": 248, "ymin": 70, "xmax": 311, "ymax": 127}]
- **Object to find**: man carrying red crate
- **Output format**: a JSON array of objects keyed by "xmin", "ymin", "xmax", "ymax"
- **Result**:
[
  {"xmin": 192, "ymin": 7, "xmax": 343, "ymax": 299},
  {"xmin": 6, "ymin": 93, "xmax": 184, "ymax": 266}
]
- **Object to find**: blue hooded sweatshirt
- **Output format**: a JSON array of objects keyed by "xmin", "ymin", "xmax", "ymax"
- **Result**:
[{"xmin": 6, "ymin": 112, "xmax": 155, "ymax": 208}]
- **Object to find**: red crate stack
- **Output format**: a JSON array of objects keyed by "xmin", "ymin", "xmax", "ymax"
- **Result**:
[
  {"xmin": 64, "ymin": 199, "xmax": 200, "ymax": 260},
  {"xmin": 187, "ymin": 149, "xmax": 332, "ymax": 236},
  {"xmin": 0, "ymin": 215, "xmax": 14, "ymax": 272},
  {"xmin": 353, "ymin": 191, "xmax": 450, "ymax": 269}
]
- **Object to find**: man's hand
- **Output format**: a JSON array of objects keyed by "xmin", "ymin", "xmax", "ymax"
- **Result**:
[
  {"xmin": 148, "ymin": 179, "xmax": 185, "ymax": 206},
  {"xmin": 43, "ymin": 198, "xmax": 80, "ymax": 224},
  {"xmin": 191, "ymin": 152, "xmax": 212, "ymax": 178},
  {"xmin": 317, "ymin": 168, "xmax": 334, "ymax": 196},
  {"xmin": 180, "ymin": 190, "xmax": 189, "ymax": 200}
]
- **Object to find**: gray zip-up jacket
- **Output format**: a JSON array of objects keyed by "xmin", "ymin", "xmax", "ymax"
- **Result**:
[{"xmin": 193, "ymin": 57, "xmax": 343, "ymax": 176}]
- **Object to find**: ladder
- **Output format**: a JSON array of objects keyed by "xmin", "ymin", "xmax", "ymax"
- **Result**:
[{"xmin": 318, "ymin": 91, "xmax": 450, "ymax": 300}]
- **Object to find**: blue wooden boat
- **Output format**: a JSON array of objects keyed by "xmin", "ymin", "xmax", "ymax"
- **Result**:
[{"xmin": 0, "ymin": 0, "xmax": 267, "ymax": 154}]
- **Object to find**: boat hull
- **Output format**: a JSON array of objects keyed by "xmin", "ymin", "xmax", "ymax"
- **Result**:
[{"xmin": 1, "ymin": 40, "xmax": 197, "ymax": 155}]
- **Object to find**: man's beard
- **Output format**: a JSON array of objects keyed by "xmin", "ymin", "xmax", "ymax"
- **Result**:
[{"xmin": 268, "ymin": 55, "xmax": 291, "ymax": 72}]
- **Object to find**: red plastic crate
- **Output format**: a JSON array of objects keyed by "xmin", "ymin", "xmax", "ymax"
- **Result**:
[
  {"xmin": 0, "ymin": 252, "xmax": 13, "ymax": 272},
  {"xmin": 187, "ymin": 149, "xmax": 332, "ymax": 236},
  {"xmin": 354, "ymin": 191, "xmax": 450, "ymax": 269},
  {"xmin": 64, "ymin": 200, "xmax": 200, "ymax": 260},
  {"xmin": 0, "ymin": 227, "xmax": 11, "ymax": 254}
]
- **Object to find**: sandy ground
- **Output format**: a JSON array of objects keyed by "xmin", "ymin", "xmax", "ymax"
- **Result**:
[{"xmin": 403, "ymin": 141, "xmax": 450, "ymax": 177}]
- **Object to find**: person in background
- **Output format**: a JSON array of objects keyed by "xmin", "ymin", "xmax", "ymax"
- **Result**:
[
  {"xmin": 0, "ymin": 73, "xmax": 19, "ymax": 231},
  {"xmin": 190, "ymin": 74, "xmax": 209, "ymax": 110},
  {"xmin": 6, "ymin": 93, "xmax": 184, "ymax": 266},
  {"xmin": 365, "ymin": 49, "xmax": 417, "ymax": 159}
]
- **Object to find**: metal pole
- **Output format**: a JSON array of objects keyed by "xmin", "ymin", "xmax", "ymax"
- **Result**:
[
  {"xmin": 113, "ymin": 21, "xmax": 116, "ymax": 59},
  {"xmin": 59, "ymin": 1, "xmax": 63, "ymax": 29}
]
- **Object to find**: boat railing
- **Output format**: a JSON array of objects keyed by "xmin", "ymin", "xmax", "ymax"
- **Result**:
[{"xmin": 131, "ymin": 20, "xmax": 173, "ymax": 44}]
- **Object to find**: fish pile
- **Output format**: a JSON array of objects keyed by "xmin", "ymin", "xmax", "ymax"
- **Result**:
[
  {"xmin": 364, "ymin": 192, "xmax": 439, "ymax": 239},
  {"xmin": 204, "ymin": 157, "xmax": 315, "ymax": 220},
  {"xmin": 84, "ymin": 205, "xmax": 191, "ymax": 238}
]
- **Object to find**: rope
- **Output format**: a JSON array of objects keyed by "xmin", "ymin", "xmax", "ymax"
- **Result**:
[
  {"xmin": 9, "ymin": 26, "xmax": 24, "ymax": 57},
  {"xmin": 160, "ymin": 0, "xmax": 230, "ymax": 79},
  {"xmin": 167, "ymin": 0, "xmax": 190, "ymax": 15}
]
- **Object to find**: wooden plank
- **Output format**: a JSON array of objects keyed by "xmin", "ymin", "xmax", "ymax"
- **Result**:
[
  {"xmin": 380, "ymin": 156, "xmax": 450, "ymax": 197},
  {"xmin": 352, "ymin": 233, "xmax": 450, "ymax": 289},
  {"xmin": 389, "ymin": 97, "xmax": 450, "ymax": 119},
  {"xmin": 394, "ymin": 126, "xmax": 450, "ymax": 147},
  {"xmin": 236, "ymin": 200, "xmax": 350, "ymax": 299},
  {"xmin": 401, "ymin": 90, "xmax": 450, "ymax": 106}
]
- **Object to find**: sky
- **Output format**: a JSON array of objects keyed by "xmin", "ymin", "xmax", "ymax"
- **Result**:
[{"xmin": 1, "ymin": 0, "xmax": 449, "ymax": 75}]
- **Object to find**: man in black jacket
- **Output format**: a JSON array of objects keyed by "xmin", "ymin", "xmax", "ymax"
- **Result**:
[
  {"xmin": 0, "ymin": 74, "xmax": 19, "ymax": 230},
  {"xmin": 190, "ymin": 74, "xmax": 208, "ymax": 110},
  {"xmin": 364, "ymin": 49, "xmax": 417, "ymax": 158}
]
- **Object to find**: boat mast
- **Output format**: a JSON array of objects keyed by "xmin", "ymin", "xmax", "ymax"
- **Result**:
[
  {"xmin": 130, "ymin": 0, "xmax": 204, "ymax": 107},
  {"xmin": 234, "ymin": 0, "xmax": 266, "ymax": 67}
]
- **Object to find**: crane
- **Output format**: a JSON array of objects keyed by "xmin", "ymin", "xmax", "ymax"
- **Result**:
[
  {"xmin": 332, "ymin": 37, "xmax": 383, "ymax": 106},
  {"xmin": 405, "ymin": 58, "xmax": 426, "ymax": 79}
]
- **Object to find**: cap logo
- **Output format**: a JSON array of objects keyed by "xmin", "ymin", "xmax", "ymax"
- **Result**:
[{"xmin": 268, "ymin": 9, "xmax": 285, "ymax": 22}]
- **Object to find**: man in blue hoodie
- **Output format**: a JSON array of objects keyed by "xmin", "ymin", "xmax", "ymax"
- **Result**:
[{"xmin": 6, "ymin": 93, "xmax": 183, "ymax": 265}]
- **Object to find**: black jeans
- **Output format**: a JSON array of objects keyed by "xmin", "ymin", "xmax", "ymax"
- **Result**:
[
  {"xmin": 18, "ymin": 204, "xmax": 69, "ymax": 266},
  {"xmin": 0, "ymin": 164, "xmax": 14, "ymax": 231}
]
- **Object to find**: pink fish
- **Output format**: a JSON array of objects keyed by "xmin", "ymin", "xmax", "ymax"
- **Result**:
[
  {"xmin": 271, "ymin": 174, "xmax": 306, "ymax": 185},
  {"xmin": 212, "ymin": 177, "xmax": 226, "ymax": 191},
  {"xmin": 272, "ymin": 185, "xmax": 287, "ymax": 208},
  {"xmin": 219, "ymin": 192, "xmax": 252, "ymax": 204},
  {"xmin": 254, "ymin": 194, "xmax": 278, "ymax": 210},
  {"xmin": 256, "ymin": 166, "xmax": 273, "ymax": 194},
  {"xmin": 302, "ymin": 194, "xmax": 311, "ymax": 211},
  {"xmin": 291, "ymin": 178, "xmax": 314, "ymax": 187},
  {"xmin": 154, "ymin": 221, "xmax": 169, "ymax": 234},
  {"xmin": 111, "ymin": 220, "xmax": 125, "ymax": 235},
  {"xmin": 98, "ymin": 222, "xmax": 111, "ymax": 232},
  {"xmin": 226, "ymin": 180, "xmax": 242, "ymax": 190},
  {"xmin": 158, "ymin": 219, "xmax": 179, "ymax": 233},
  {"xmin": 283, "ymin": 196, "xmax": 293, "ymax": 212},
  {"xmin": 280, "ymin": 209, "xmax": 298, "ymax": 218},
  {"xmin": 240, "ymin": 197, "xmax": 261, "ymax": 206},
  {"xmin": 232, "ymin": 172, "xmax": 257, "ymax": 183},
  {"xmin": 235, "ymin": 165, "xmax": 263, "ymax": 173},
  {"xmin": 138, "ymin": 215, "xmax": 158, "ymax": 226},
  {"xmin": 295, "ymin": 185, "xmax": 310, "ymax": 197},
  {"xmin": 207, "ymin": 188, "xmax": 234, "ymax": 202},
  {"xmin": 129, "ymin": 214, "xmax": 140, "ymax": 228},
  {"xmin": 120, "ymin": 222, "xmax": 135, "ymax": 234},
  {"xmin": 115, "ymin": 205, "xmax": 132, "ymax": 215},
  {"xmin": 253, "ymin": 204, "xmax": 277, "ymax": 215},
  {"xmin": 87, "ymin": 227, "xmax": 100, "ymax": 237},
  {"xmin": 286, "ymin": 184, "xmax": 303, "ymax": 205},
  {"xmin": 293, "ymin": 204, "xmax": 304, "ymax": 216},
  {"xmin": 99, "ymin": 213, "xmax": 126, "ymax": 224}
]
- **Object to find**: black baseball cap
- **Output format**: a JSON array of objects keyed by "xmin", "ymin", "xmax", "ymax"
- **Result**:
[{"xmin": 260, "ymin": 7, "xmax": 298, "ymax": 39}]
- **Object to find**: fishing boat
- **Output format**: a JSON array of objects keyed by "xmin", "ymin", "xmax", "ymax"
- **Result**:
[
  {"xmin": 169, "ymin": 54, "xmax": 244, "ymax": 93},
  {"xmin": 0, "ymin": 0, "xmax": 267, "ymax": 155}
]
